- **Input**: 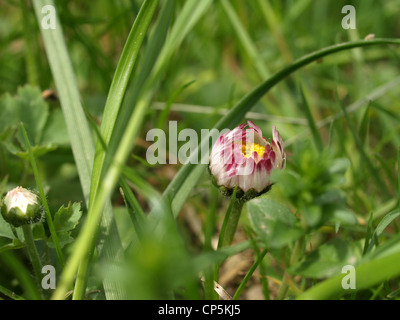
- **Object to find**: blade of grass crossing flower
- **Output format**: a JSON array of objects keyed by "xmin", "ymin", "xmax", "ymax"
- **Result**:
[{"xmin": 157, "ymin": 39, "xmax": 400, "ymax": 216}]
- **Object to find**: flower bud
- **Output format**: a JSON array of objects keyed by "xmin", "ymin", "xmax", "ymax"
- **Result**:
[
  {"xmin": 1, "ymin": 187, "xmax": 43, "ymax": 227},
  {"xmin": 209, "ymin": 121, "xmax": 286, "ymax": 201}
]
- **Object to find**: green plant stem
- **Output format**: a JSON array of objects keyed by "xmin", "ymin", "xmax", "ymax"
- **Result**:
[
  {"xmin": 20, "ymin": 123, "xmax": 65, "ymax": 267},
  {"xmin": 21, "ymin": 224, "xmax": 43, "ymax": 296},
  {"xmin": 276, "ymin": 236, "xmax": 304, "ymax": 300},
  {"xmin": 221, "ymin": 200, "xmax": 244, "ymax": 248},
  {"xmin": 233, "ymin": 247, "xmax": 268, "ymax": 300}
]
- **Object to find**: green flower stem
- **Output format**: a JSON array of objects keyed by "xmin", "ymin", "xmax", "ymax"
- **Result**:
[
  {"xmin": 21, "ymin": 224, "xmax": 43, "ymax": 296},
  {"xmin": 221, "ymin": 200, "xmax": 244, "ymax": 248},
  {"xmin": 276, "ymin": 236, "xmax": 304, "ymax": 300},
  {"xmin": 233, "ymin": 247, "xmax": 268, "ymax": 300},
  {"xmin": 20, "ymin": 123, "xmax": 65, "ymax": 267}
]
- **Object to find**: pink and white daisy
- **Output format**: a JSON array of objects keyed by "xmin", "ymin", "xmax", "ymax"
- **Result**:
[{"xmin": 209, "ymin": 121, "xmax": 285, "ymax": 197}]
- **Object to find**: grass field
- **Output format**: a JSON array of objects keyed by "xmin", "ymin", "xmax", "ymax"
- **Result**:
[{"xmin": 0, "ymin": 0, "xmax": 400, "ymax": 301}]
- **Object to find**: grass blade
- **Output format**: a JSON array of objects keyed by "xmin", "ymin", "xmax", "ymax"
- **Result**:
[
  {"xmin": 32, "ymin": 0, "xmax": 94, "ymax": 204},
  {"xmin": 298, "ymin": 85, "xmax": 324, "ymax": 152},
  {"xmin": 73, "ymin": 0, "xmax": 160, "ymax": 300},
  {"xmin": 20, "ymin": 123, "xmax": 64, "ymax": 267},
  {"xmin": 297, "ymin": 245, "xmax": 400, "ymax": 300},
  {"xmin": 32, "ymin": 0, "xmax": 124, "ymax": 299},
  {"xmin": 52, "ymin": 0, "xmax": 162, "ymax": 296},
  {"xmin": 89, "ymin": 0, "xmax": 160, "ymax": 207}
]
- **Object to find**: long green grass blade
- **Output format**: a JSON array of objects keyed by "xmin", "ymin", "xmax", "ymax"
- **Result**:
[
  {"xmin": 297, "ymin": 246, "xmax": 400, "ymax": 300},
  {"xmin": 32, "ymin": 0, "xmax": 124, "ymax": 299},
  {"xmin": 220, "ymin": 0, "xmax": 270, "ymax": 79},
  {"xmin": 73, "ymin": 0, "xmax": 160, "ymax": 300},
  {"xmin": 89, "ymin": 0, "xmax": 160, "ymax": 207},
  {"xmin": 32, "ymin": 0, "xmax": 94, "ymax": 204},
  {"xmin": 52, "ymin": 0, "xmax": 161, "ymax": 298}
]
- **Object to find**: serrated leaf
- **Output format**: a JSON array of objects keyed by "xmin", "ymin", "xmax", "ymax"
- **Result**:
[
  {"xmin": 247, "ymin": 198, "xmax": 303, "ymax": 248},
  {"xmin": 54, "ymin": 202, "xmax": 82, "ymax": 233},
  {"xmin": 48, "ymin": 202, "xmax": 82, "ymax": 249},
  {"xmin": 288, "ymin": 238, "xmax": 362, "ymax": 279}
]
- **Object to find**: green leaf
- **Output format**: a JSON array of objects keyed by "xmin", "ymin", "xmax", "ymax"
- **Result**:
[
  {"xmin": 54, "ymin": 202, "xmax": 82, "ymax": 233},
  {"xmin": 47, "ymin": 202, "xmax": 82, "ymax": 249},
  {"xmin": 297, "ymin": 234, "xmax": 400, "ymax": 300},
  {"xmin": 247, "ymin": 198, "xmax": 303, "ymax": 248},
  {"xmin": 15, "ymin": 85, "xmax": 49, "ymax": 146},
  {"xmin": 0, "ymin": 85, "xmax": 62, "ymax": 158},
  {"xmin": 375, "ymin": 209, "xmax": 400, "ymax": 237},
  {"xmin": 5, "ymin": 143, "xmax": 57, "ymax": 159},
  {"xmin": 288, "ymin": 238, "xmax": 362, "ymax": 279},
  {"xmin": 0, "ymin": 93, "xmax": 18, "ymax": 135},
  {"xmin": 40, "ymin": 109, "xmax": 70, "ymax": 146}
]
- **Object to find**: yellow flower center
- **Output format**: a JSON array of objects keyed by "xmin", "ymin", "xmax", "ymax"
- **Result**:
[{"xmin": 242, "ymin": 142, "xmax": 266, "ymax": 159}]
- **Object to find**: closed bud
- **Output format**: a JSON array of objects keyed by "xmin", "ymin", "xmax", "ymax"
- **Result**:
[{"xmin": 1, "ymin": 187, "xmax": 43, "ymax": 227}]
